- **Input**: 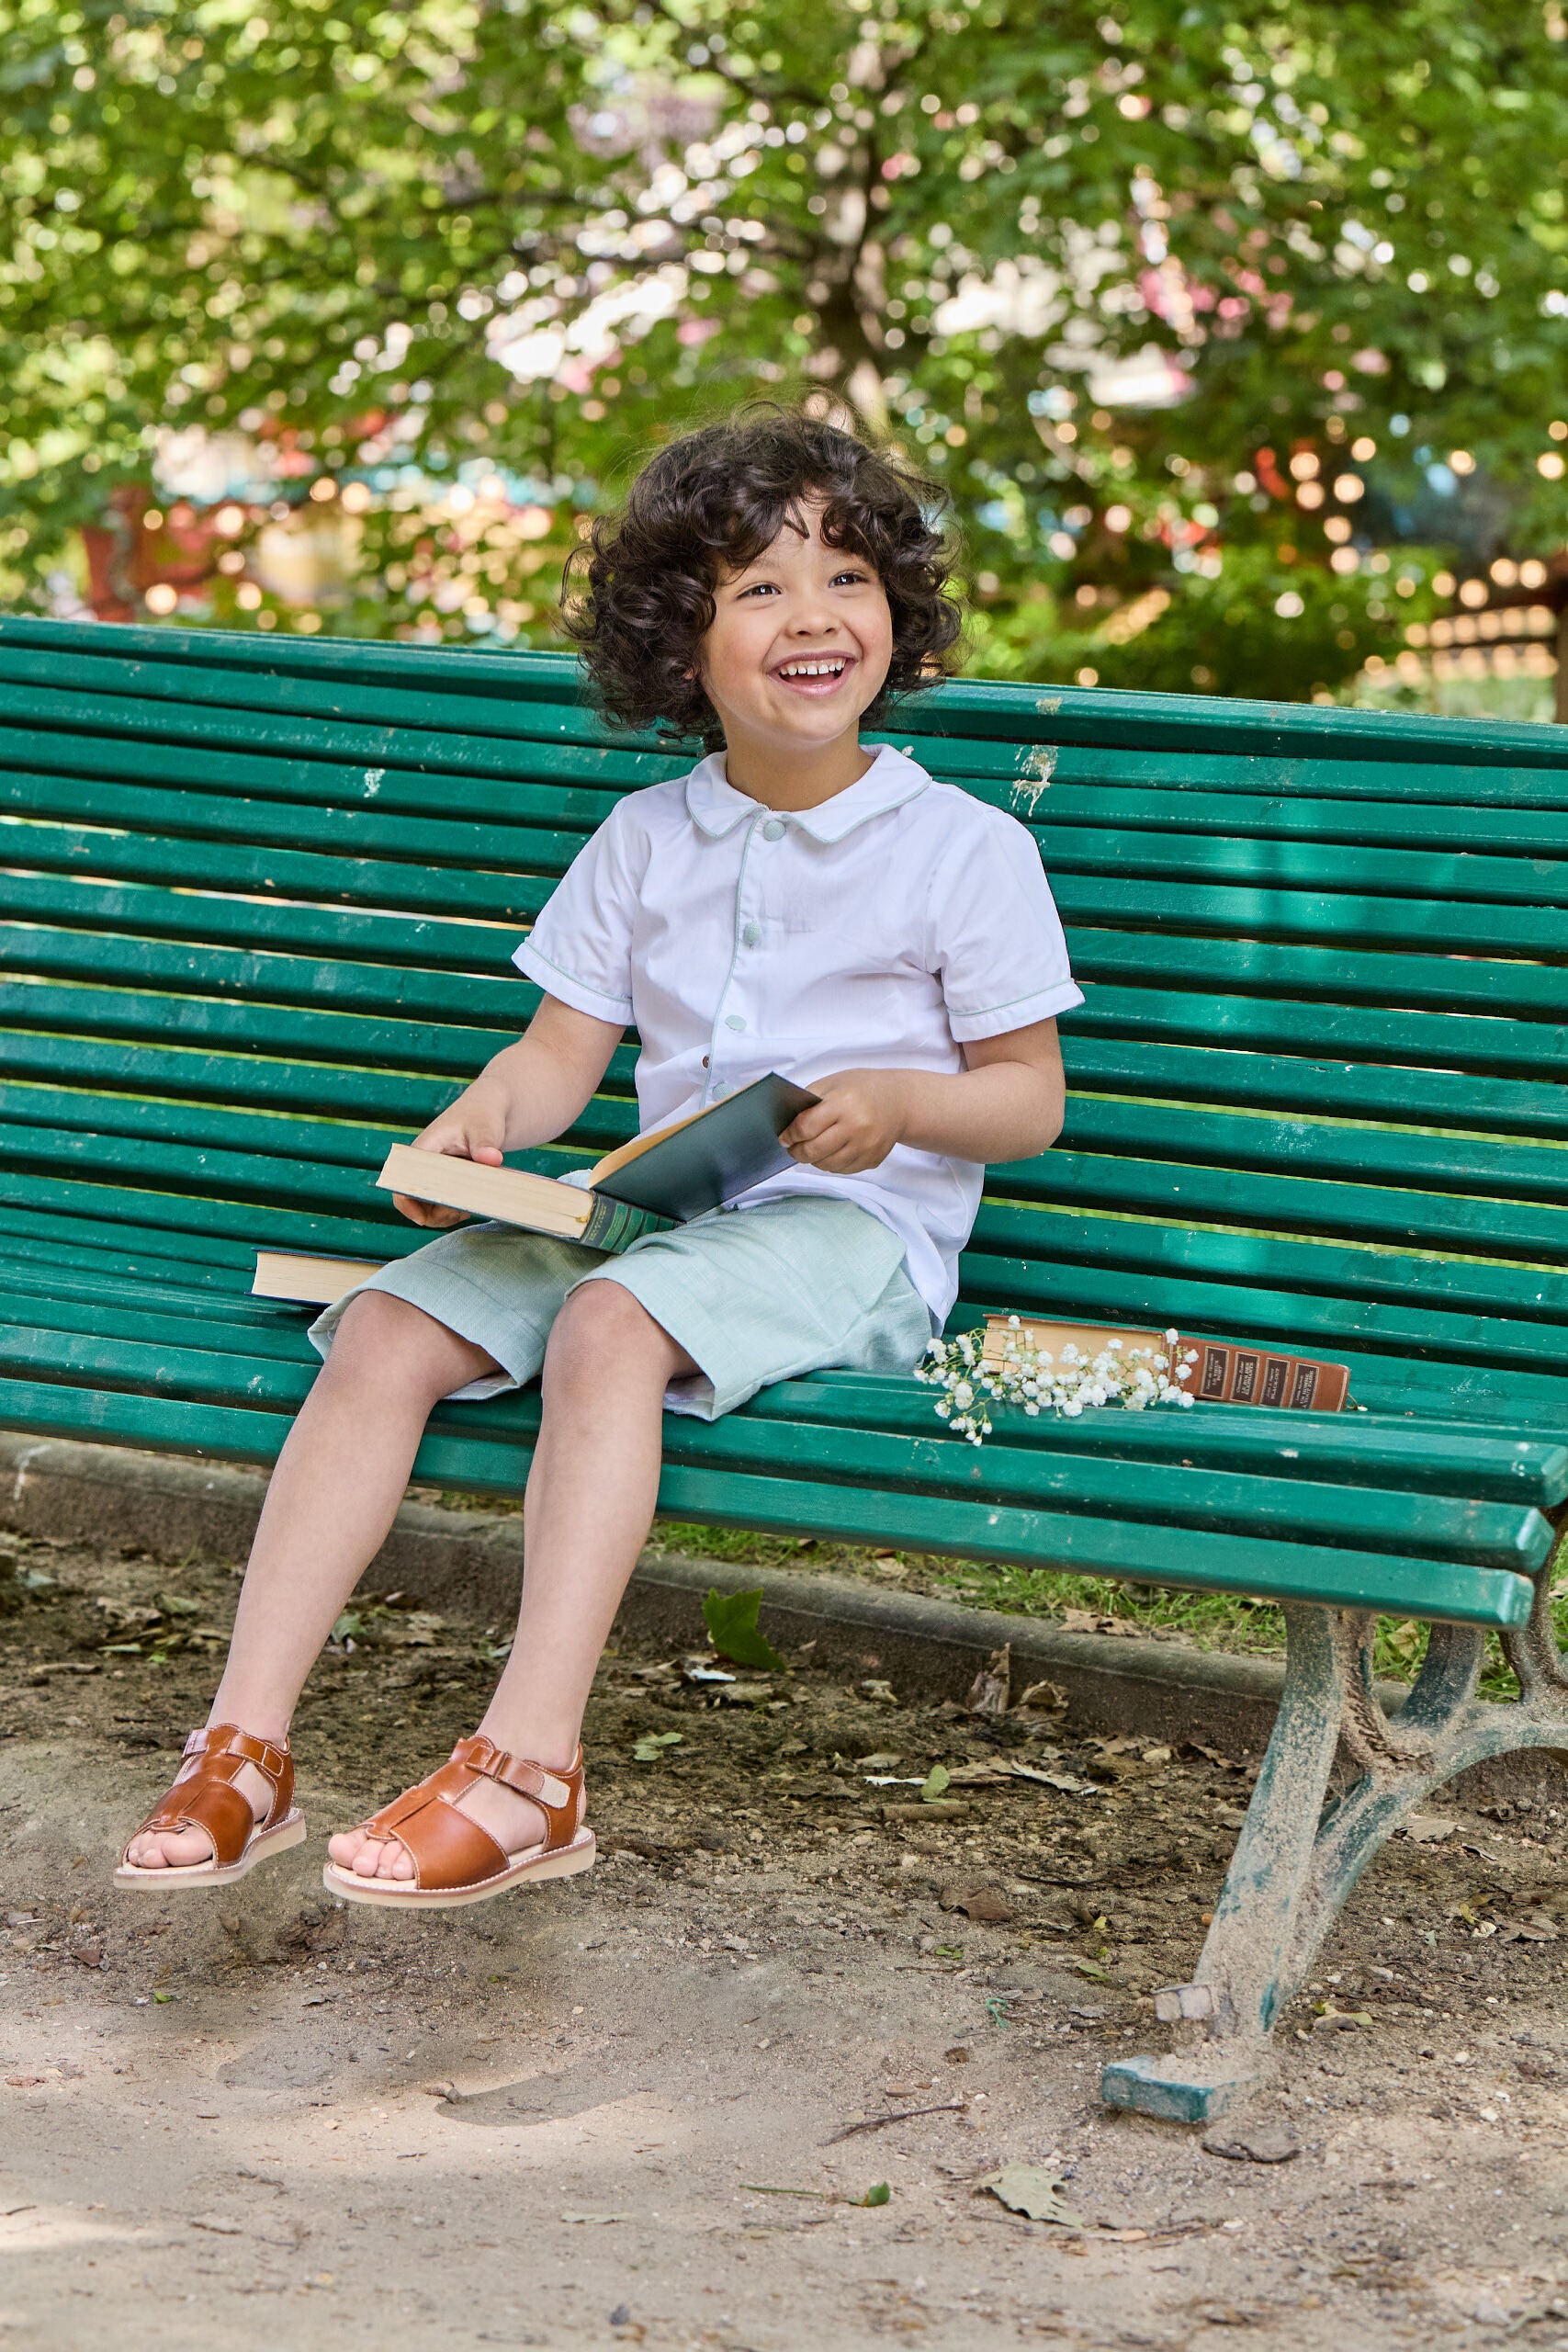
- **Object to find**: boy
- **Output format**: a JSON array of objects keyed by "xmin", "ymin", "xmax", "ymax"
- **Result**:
[{"xmin": 118, "ymin": 408, "xmax": 1082, "ymax": 1907}]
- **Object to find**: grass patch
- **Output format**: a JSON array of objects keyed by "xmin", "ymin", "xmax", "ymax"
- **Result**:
[{"xmin": 650, "ymin": 1518, "xmax": 1540, "ymax": 1701}]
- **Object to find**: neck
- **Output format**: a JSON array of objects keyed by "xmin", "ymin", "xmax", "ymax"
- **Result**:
[{"xmin": 719, "ymin": 726, "xmax": 875, "ymax": 810}]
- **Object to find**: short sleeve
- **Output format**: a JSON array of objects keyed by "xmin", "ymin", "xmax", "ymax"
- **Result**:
[
  {"xmin": 930, "ymin": 808, "xmax": 1084, "ymax": 1043},
  {"xmin": 512, "ymin": 802, "xmax": 640, "ymax": 1023}
]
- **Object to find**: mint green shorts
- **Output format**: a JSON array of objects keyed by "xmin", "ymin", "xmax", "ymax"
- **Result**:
[{"xmin": 306, "ymin": 1193, "xmax": 932, "ymax": 1420}]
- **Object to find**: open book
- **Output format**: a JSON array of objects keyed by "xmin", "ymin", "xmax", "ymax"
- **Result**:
[{"xmin": 253, "ymin": 1072, "xmax": 818, "ymax": 1306}]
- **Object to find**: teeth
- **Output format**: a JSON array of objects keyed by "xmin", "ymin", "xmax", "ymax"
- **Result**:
[{"xmin": 777, "ymin": 659, "xmax": 847, "ymax": 678}]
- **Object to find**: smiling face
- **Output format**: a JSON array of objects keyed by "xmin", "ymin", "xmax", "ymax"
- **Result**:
[{"xmin": 696, "ymin": 497, "xmax": 894, "ymax": 780}]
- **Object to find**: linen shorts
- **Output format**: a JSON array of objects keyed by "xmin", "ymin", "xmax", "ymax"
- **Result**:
[{"xmin": 306, "ymin": 1193, "xmax": 934, "ymax": 1421}]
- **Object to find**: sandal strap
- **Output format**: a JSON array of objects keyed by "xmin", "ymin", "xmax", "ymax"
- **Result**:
[
  {"xmin": 351, "ymin": 1736, "xmax": 586, "ymax": 1894},
  {"xmin": 455, "ymin": 1736, "xmax": 585, "ymax": 1849},
  {"xmin": 128, "ymin": 1722, "xmax": 294, "ymax": 1870}
]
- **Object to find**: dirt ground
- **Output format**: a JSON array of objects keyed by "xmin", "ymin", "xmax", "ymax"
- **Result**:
[{"xmin": 5, "ymin": 1530, "xmax": 1568, "ymax": 2351}]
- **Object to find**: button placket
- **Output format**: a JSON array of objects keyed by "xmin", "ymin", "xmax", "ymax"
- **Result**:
[{"xmin": 705, "ymin": 810, "xmax": 767, "ymax": 1104}]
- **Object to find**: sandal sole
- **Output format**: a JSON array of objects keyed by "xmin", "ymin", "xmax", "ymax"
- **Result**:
[
  {"xmin": 321, "ymin": 1829, "xmax": 597, "ymax": 1911},
  {"xmin": 113, "ymin": 1811, "xmax": 307, "ymax": 1891}
]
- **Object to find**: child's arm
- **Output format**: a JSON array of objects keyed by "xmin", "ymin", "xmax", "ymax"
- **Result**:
[
  {"xmin": 782, "ymin": 1019, "xmax": 1065, "ymax": 1176},
  {"xmin": 394, "ymin": 996, "xmax": 626, "ymax": 1228}
]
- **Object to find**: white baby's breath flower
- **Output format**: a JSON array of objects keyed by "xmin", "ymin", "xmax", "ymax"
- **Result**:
[{"xmin": 921, "ymin": 1321, "xmax": 1199, "ymax": 1445}]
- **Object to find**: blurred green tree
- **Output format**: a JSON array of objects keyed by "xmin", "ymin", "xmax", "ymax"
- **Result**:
[{"xmin": 2, "ymin": 0, "xmax": 1565, "ymax": 695}]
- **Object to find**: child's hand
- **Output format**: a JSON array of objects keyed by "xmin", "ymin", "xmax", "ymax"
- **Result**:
[
  {"xmin": 782, "ymin": 1069, "xmax": 908, "ymax": 1174},
  {"xmin": 392, "ymin": 1107, "xmax": 507, "ymax": 1227}
]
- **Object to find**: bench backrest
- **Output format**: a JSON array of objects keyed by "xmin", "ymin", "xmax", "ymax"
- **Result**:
[{"xmin": 2, "ymin": 616, "xmax": 1565, "ymax": 1434}]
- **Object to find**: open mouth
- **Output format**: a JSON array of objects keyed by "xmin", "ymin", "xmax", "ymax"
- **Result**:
[{"xmin": 771, "ymin": 655, "xmax": 853, "ymax": 693}]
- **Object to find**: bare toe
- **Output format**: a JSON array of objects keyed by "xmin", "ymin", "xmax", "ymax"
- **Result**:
[{"xmin": 127, "ymin": 1826, "xmax": 214, "ymax": 1871}]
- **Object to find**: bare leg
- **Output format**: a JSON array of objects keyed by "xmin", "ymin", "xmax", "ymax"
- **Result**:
[
  {"xmin": 330, "ymin": 1279, "xmax": 694, "ymax": 1880},
  {"xmin": 125, "ymin": 1292, "xmax": 502, "ymax": 1868}
]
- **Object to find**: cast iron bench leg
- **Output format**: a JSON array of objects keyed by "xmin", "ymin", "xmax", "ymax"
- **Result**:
[{"xmin": 1103, "ymin": 1543, "xmax": 1568, "ymax": 2126}]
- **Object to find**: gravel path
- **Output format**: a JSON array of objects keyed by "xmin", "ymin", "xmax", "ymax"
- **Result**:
[{"xmin": 5, "ymin": 1530, "xmax": 1568, "ymax": 2349}]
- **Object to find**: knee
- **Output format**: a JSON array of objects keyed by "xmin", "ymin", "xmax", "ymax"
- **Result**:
[
  {"xmin": 542, "ymin": 1281, "xmax": 660, "ymax": 1391},
  {"xmin": 321, "ymin": 1290, "xmax": 445, "ymax": 1390}
]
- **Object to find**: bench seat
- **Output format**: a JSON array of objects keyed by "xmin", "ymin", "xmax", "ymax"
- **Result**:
[{"xmin": 2, "ymin": 613, "xmax": 1565, "ymax": 2124}]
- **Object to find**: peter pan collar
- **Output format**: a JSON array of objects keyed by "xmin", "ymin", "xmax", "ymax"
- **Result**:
[{"xmin": 683, "ymin": 741, "xmax": 931, "ymax": 842}]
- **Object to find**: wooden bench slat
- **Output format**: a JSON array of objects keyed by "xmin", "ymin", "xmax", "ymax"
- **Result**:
[
  {"xmin": 15, "ymin": 702, "xmax": 1568, "ymax": 857},
  {"xmin": 7, "ymin": 1306, "xmax": 1556, "ymax": 1575},
  {"xmin": 13, "ymin": 933, "xmax": 1567, "ymax": 1169},
  {"xmin": 10, "ymin": 764, "xmax": 1568, "ymax": 962},
  {"xmin": 974, "ymin": 1204, "xmax": 1568, "ymax": 1329},
  {"xmin": 750, "ymin": 1375, "xmax": 1568, "ymax": 1508},
  {"xmin": 0, "ymin": 611, "xmax": 1558, "ymax": 755},
  {"xmin": 17, "ymin": 1064, "xmax": 1568, "ymax": 1275},
  {"xmin": 9, "ymin": 1001, "xmax": 1565, "ymax": 1156},
  {"xmin": 963, "ymin": 1241, "xmax": 1568, "ymax": 1383},
  {"xmin": 10, "ymin": 625, "xmax": 1568, "ymax": 798},
  {"xmin": 4, "ymin": 821, "xmax": 550, "ymax": 922},
  {"xmin": 0, "ymin": 1364, "xmax": 1535, "ymax": 1626},
  {"xmin": 17, "ymin": 1046, "xmax": 1567, "ymax": 1214},
  {"xmin": 1018, "ymin": 1150, "xmax": 1568, "ymax": 1261},
  {"xmin": 10, "ymin": 1103, "xmax": 1568, "ymax": 1305},
  {"xmin": 1070, "ymin": 986, "xmax": 1564, "ymax": 1080},
  {"xmin": 1065, "ymin": 1040, "xmax": 1568, "ymax": 1142},
  {"xmin": 9, "ymin": 867, "xmax": 1567, "ymax": 1036},
  {"xmin": 9, "ymin": 1248, "xmax": 1563, "ymax": 1504},
  {"xmin": 7, "ymin": 1123, "xmax": 1566, "ymax": 1357},
  {"xmin": 6, "ymin": 934, "xmax": 1560, "ymax": 1098}
]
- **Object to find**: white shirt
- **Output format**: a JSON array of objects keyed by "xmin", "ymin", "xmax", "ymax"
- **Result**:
[{"xmin": 513, "ymin": 743, "xmax": 1083, "ymax": 1325}]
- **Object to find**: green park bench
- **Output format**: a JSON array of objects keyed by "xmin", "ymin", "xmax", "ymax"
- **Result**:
[{"xmin": 1, "ymin": 612, "xmax": 1565, "ymax": 2122}]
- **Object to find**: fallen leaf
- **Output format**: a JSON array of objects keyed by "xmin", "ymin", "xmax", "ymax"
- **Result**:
[
  {"xmin": 1016, "ymin": 1679, "xmax": 1068, "ymax": 1717},
  {"xmin": 1402, "ymin": 1815, "xmax": 1459, "ymax": 1844},
  {"xmin": 701, "ymin": 1587, "xmax": 785, "ymax": 1673},
  {"xmin": 965, "ymin": 1643, "xmax": 1011, "ymax": 1715},
  {"xmin": 1313, "ymin": 2004, "xmax": 1374, "ymax": 2030},
  {"xmin": 920, "ymin": 1763, "xmax": 952, "ymax": 1801},
  {"xmin": 1060, "ymin": 1610, "xmax": 1139, "ymax": 1638},
  {"xmin": 863, "ymin": 1678, "xmax": 900, "ymax": 1705},
  {"xmin": 976, "ymin": 2164, "xmax": 1083, "ymax": 2226},
  {"xmin": 940, "ymin": 1883, "xmax": 1015, "ymax": 1925},
  {"xmin": 857, "ymin": 1752, "xmax": 904, "ymax": 1771},
  {"xmin": 631, "ymin": 1731, "xmax": 683, "ymax": 1764},
  {"xmin": 855, "ymin": 2181, "xmax": 891, "ymax": 2208}
]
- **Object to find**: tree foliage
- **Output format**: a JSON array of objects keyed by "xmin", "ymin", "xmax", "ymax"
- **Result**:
[{"xmin": 3, "ymin": 0, "xmax": 1566, "ymax": 693}]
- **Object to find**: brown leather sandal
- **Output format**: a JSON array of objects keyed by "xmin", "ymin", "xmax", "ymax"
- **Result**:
[
  {"xmin": 321, "ymin": 1734, "xmax": 594, "ymax": 1911},
  {"xmin": 115, "ymin": 1723, "xmax": 305, "ymax": 1890}
]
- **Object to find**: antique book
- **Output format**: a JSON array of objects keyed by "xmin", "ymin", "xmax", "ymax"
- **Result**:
[
  {"xmin": 253, "ymin": 1071, "xmax": 818, "ymax": 1305},
  {"xmin": 981, "ymin": 1315, "xmax": 1353, "ymax": 1413}
]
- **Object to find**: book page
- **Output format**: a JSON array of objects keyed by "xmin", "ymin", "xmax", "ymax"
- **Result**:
[{"xmin": 588, "ymin": 1102, "xmax": 710, "ymax": 1186}]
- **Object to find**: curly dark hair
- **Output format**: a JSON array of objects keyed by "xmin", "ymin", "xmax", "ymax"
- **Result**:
[{"xmin": 561, "ymin": 405, "xmax": 964, "ymax": 747}]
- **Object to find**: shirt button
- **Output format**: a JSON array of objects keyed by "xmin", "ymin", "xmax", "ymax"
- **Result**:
[
  {"xmin": 725, "ymin": 1013, "xmax": 747, "ymax": 1032},
  {"xmin": 762, "ymin": 819, "xmax": 786, "ymax": 842},
  {"xmin": 701, "ymin": 1054, "xmax": 709, "ymax": 1068},
  {"xmin": 741, "ymin": 921, "xmax": 761, "ymax": 948}
]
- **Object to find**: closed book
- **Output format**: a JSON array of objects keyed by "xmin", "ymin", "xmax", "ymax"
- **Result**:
[
  {"xmin": 253, "ymin": 1250, "xmax": 383, "ymax": 1306},
  {"xmin": 982, "ymin": 1316, "xmax": 1353, "ymax": 1413}
]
